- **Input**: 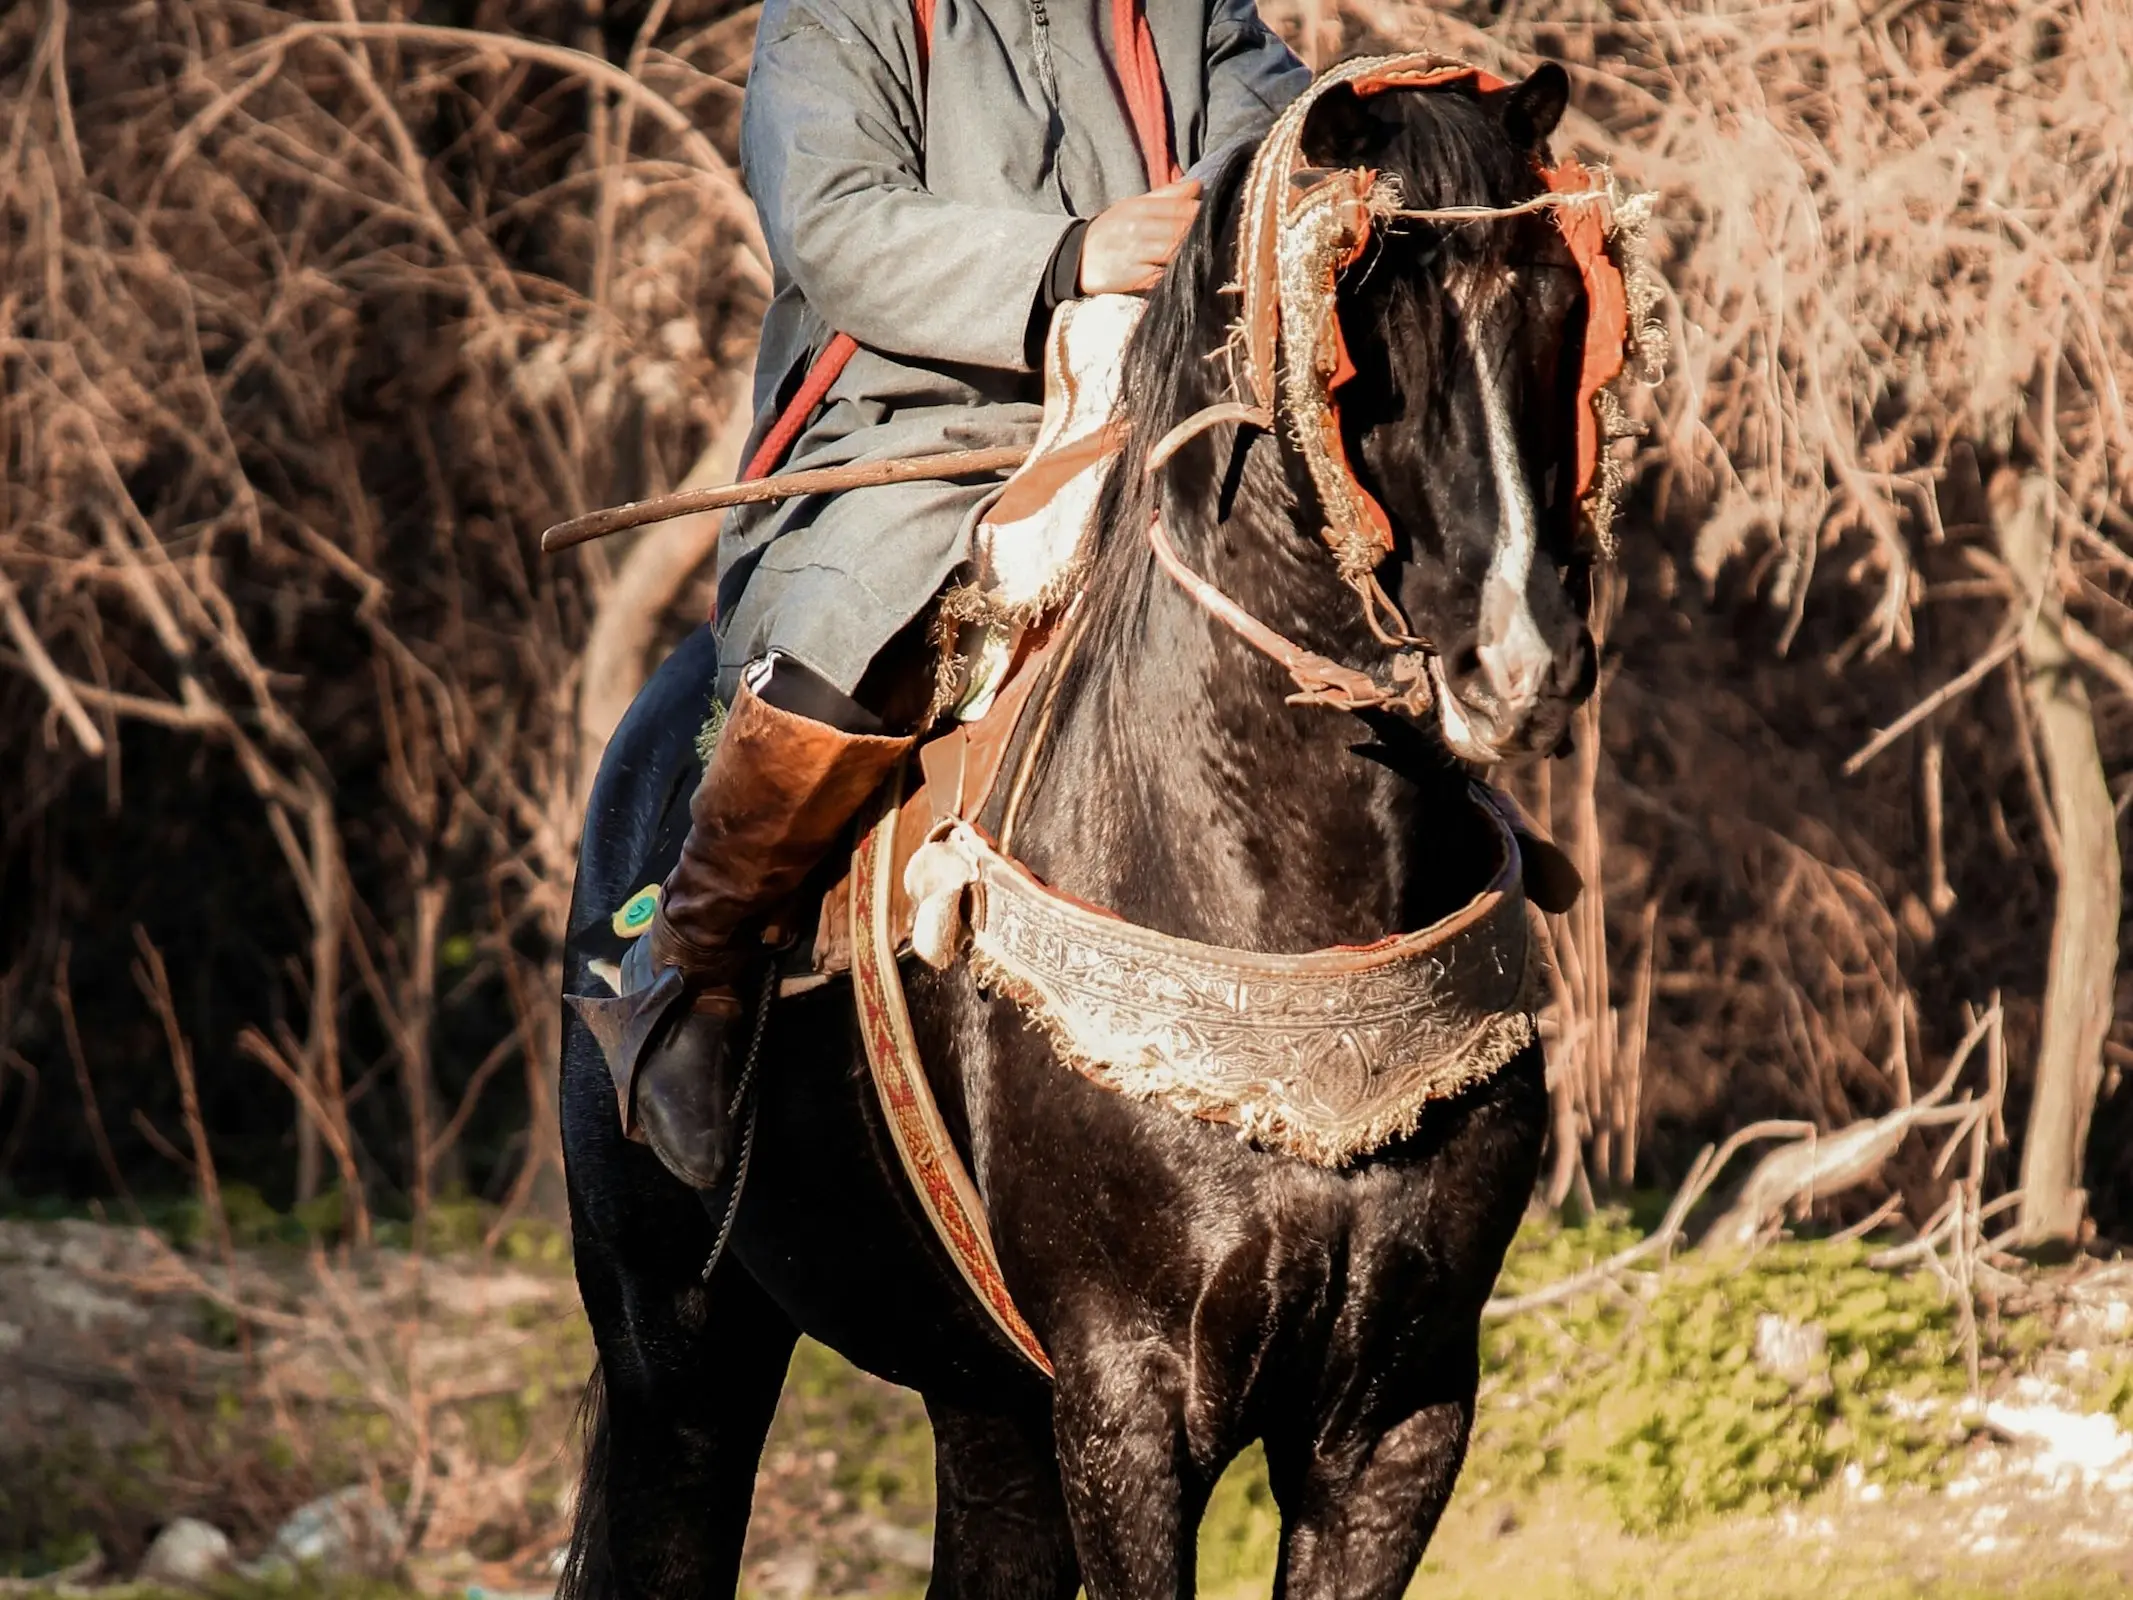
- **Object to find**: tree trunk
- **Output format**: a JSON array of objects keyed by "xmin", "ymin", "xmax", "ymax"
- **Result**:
[{"xmin": 1994, "ymin": 471, "xmax": 2121, "ymax": 1245}]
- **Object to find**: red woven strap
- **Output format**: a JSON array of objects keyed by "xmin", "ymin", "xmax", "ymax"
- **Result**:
[{"xmin": 1112, "ymin": 0, "xmax": 1179, "ymax": 185}]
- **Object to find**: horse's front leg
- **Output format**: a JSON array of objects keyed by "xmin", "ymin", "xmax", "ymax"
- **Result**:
[
  {"xmin": 1263, "ymin": 1367, "xmax": 1477, "ymax": 1600},
  {"xmin": 1050, "ymin": 1335, "xmax": 1212, "ymax": 1600},
  {"xmin": 927, "ymin": 1399, "xmax": 1083, "ymax": 1600},
  {"xmin": 561, "ymin": 1013, "xmax": 799, "ymax": 1600},
  {"xmin": 1259, "ymin": 1058, "xmax": 1545, "ymax": 1600}
]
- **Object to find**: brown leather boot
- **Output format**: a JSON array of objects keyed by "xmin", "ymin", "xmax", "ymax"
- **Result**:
[{"xmin": 572, "ymin": 681, "xmax": 912, "ymax": 1188}]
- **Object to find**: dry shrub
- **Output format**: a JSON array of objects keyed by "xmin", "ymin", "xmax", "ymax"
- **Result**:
[
  {"xmin": 0, "ymin": 0, "xmax": 2126, "ymax": 1559},
  {"xmin": 1, "ymin": 0, "xmax": 2128, "ymax": 1284},
  {"xmin": 1, "ymin": 4, "xmax": 772, "ymax": 1547},
  {"xmin": 1530, "ymin": 0, "xmax": 2132, "ymax": 655},
  {"xmin": 0, "ymin": 1, "xmax": 763, "ymax": 1216},
  {"xmin": 0, "ymin": 1202, "xmax": 588, "ymax": 1571},
  {"xmin": 1327, "ymin": 0, "xmax": 2133, "ymax": 1215}
]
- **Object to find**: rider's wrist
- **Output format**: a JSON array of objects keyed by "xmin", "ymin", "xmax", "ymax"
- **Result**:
[
  {"xmin": 1049, "ymin": 218, "xmax": 1091, "ymax": 304},
  {"xmin": 1026, "ymin": 218, "xmax": 1091, "ymax": 367}
]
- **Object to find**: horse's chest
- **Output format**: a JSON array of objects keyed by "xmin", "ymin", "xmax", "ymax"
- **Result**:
[
  {"xmin": 991, "ymin": 1104, "xmax": 1439, "ymax": 1327},
  {"xmin": 973, "ymin": 1035, "xmax": 1547, "ymax": 1399}
]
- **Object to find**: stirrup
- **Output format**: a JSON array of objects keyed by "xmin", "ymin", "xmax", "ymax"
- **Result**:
[{"xmin": 568, "ymin": 938, "xmax": 698, "ymax": 1137}]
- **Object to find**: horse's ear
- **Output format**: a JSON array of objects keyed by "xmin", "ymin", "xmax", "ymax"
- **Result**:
[
  {"xmin": 1304, "ymin": 88, "xmax": 1400, "ymax": 166},
  {"xmin": 1503, "ymin": 63, "xmax": 1570, "ymax": 151}
]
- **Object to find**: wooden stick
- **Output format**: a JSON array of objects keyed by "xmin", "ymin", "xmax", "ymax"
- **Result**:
[
  {"xmin": 539, "ymin": 445, "xmax": 1031, "ymax": 552},
  {"xmin": 1841, "ymin": 626, "xmax": 2020, "ymax": 775},
  {"xmin": 0, "ymin": 569, "xmax": 106, "ymax": 756}
]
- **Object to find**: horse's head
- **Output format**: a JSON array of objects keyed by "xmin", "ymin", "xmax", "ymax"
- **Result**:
[
  {"xmin": 1299, "ymin": 63, "xmax": 1605, "ymax": 763},
  {"xmin": 1104, "ymin": 58, "xmax": 1640, "ymax": 770}
]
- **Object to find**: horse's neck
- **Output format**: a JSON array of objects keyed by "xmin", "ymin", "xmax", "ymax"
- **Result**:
[{"xmin": 1009, "ymin": 442, "xmax": 1466, "ymax": 954}]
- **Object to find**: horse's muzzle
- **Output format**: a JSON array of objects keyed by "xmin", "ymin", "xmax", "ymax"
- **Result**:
[{"xmin": 1430, "ymin": 623, "xmax": 1595, "ymax": 764}]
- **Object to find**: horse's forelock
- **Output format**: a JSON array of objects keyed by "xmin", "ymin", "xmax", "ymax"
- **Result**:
[
  {"xmin": 1100, "ymin": 78, "xmax": 1548, "ymax": 529},
  {"xmin": 1350, "ymin": 82, "xmax": 1545, "ymax": 217}
]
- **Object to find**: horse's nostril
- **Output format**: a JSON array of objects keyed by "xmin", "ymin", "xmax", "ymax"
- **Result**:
[{"xmin": 1450, "ymin": 641, "xmax": 1484, "ymax": 682}]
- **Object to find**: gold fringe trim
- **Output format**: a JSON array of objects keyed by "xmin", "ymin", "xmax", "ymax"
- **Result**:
[
  {"xmin": 1581, "ymin": 177, "xmax": 1670, "ymax": 556},
  {"xmin": 969, "ymin": 948, "xmax": 1538, "ymax": 1170}
]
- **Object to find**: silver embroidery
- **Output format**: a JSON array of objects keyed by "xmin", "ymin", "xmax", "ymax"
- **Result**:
[{"xmin": 909, "ymin": 790, "xmax": 1541, "ymax": 1166}]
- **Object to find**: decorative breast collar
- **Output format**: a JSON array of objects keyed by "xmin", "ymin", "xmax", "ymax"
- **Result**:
[{"xmin": 902, "ymin": 785, "xmax": 1541, "ymax": 1168}]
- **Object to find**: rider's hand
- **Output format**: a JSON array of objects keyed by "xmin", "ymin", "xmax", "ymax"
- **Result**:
[{"xmin": 1078, "ymin": 179, "xmax": 1202, "ymax": 295}]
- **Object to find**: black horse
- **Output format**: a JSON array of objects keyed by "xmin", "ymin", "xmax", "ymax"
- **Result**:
[{"xmin": 561, "ymin": 62, "xmax": 1599, "ymax": 1600}]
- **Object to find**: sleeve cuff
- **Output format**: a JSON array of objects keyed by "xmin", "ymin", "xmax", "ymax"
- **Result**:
[
  {"xmin": 1025, "ymin": 218, "xmax": 1091, "ymax": 369},
  {"xmin": 1046, "ymin": 219, "xmax": 1090, "ymax": 306}
]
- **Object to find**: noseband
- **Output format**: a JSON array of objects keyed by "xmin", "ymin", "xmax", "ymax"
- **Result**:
[{"xmin": 1146, "ymin": 52, "xmax": 1653, "ymax": 722}]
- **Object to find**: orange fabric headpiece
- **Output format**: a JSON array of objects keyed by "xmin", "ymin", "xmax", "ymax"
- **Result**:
[{"xmin": 1212, "ymin": 54, "xmax": 1639, "ymax": 570}]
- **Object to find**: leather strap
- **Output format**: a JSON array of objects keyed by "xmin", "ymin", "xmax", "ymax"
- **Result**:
[
  {"xmin": 1145, "ymin": 515, "xmax": 1433, "ymax": 716},
  {"xmin": 919, "ymin": 624, "xmax": 1065, "ymax": 824},
  {"xmin": 850, "ymin": 779, "xmax": 1055, "ymax": 1374}
]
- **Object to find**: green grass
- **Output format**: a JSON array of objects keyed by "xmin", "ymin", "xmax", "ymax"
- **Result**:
[
  {"xmin": 1183, "ymin": 1212, "xmax": 2131, "ymax": 1598},
  {"xmin": 778, "ymin": 1340, "xmax": 937, "ymax": 1524},
  {"xmin": 1471, "ymin": 1214, "xmax": 1983, "ymax": 1529}
]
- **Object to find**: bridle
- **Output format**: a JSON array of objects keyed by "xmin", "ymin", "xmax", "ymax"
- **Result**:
[
  {"xmin": 963, "ymin": 52, "xmax": 1660, "ymax": 850},
  {"xmin": 1144, "ymin": 513, "xmax": 1434, "ymax": 713},
  {"xmin": 1141, "ymin": 53, "xmax": 1646, "ymax": 722}
]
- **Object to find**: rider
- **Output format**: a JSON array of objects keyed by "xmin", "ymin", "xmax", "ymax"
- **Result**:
[{"xmin": 583, "ymin": 0, "xmax": 1309, "ymax": 1189}]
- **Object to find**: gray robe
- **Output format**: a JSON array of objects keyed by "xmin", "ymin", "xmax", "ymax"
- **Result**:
[{"xmin": 714, "ymin": 0, "xmax": 1308, "ymax": 697}]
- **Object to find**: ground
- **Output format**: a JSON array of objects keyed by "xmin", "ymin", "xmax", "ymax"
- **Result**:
[
  {"xmin": 735, "ymin": 1336, "xmax": 2133, "ymax": 1600},
  {"xmin": 2, "ymin": 1209, "xmax": 2130, "ymax": 1599}
]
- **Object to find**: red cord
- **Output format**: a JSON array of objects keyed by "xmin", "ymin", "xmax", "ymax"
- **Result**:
[
  {"xmin": 739, "ymin": 332, "xmax": 860, "ymax": 484},
  {"xmin": 912, "ymin": 0, "xmax": 936, "ymax": 74},
  {"xmin": 1111, "ymin": 0, "xmax": 1180, "ymax": 185}
]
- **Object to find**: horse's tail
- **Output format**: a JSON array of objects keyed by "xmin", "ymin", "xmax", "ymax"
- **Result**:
[{"xmin": 557, "ymin": 1362, "xmax": 613, "ymax": 1600}]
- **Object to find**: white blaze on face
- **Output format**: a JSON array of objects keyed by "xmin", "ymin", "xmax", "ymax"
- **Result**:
[{"xmin": 1452, "ymin": 269, "xmax": 1552, "ymax": 716}]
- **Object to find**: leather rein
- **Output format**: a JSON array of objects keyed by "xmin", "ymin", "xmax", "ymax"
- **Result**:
[{"xmin": 1143, "ymin": 512, "xmax": 1434, "ymax": 714}]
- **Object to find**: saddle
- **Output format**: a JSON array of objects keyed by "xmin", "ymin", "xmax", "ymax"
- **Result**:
[{"xmin": 585, "ymin": 295, "xmax": 1141, "ymax": 996}]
